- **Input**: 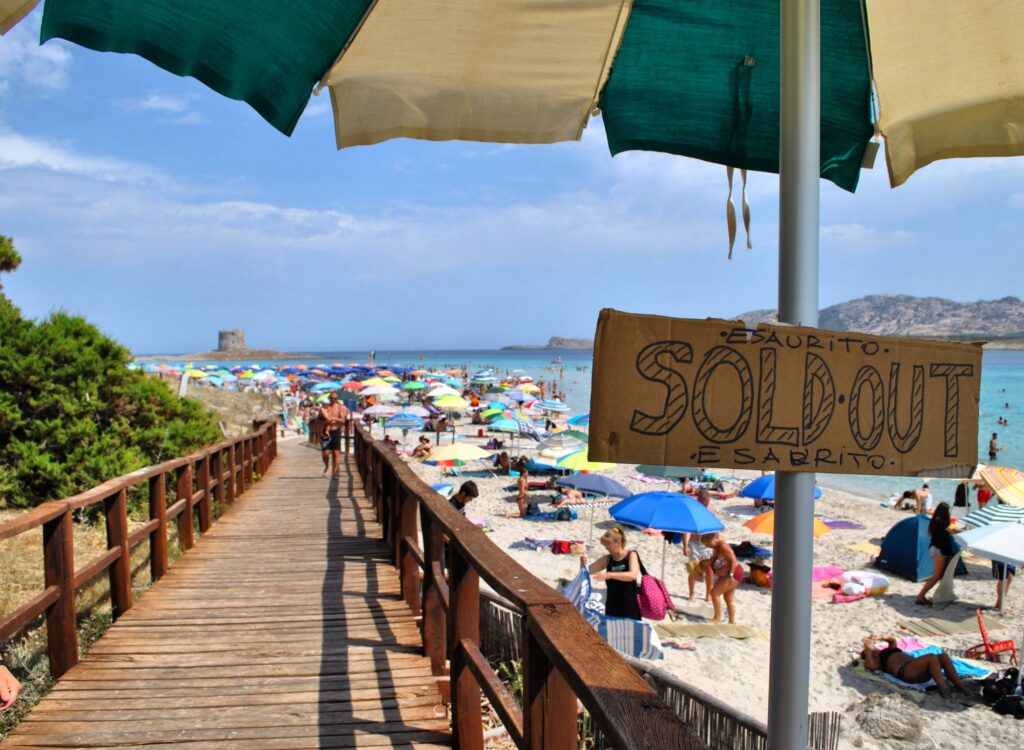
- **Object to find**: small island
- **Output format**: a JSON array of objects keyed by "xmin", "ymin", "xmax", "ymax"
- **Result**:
[{"xmin": 502, "ymin": 336, "xmax": 594, "ymax": 351}]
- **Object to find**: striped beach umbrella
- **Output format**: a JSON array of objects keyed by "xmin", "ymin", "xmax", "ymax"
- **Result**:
[
  {"xmin": 383, "ymin": 412, "xmax": 426, "ymax": 430},
  {"xmin": 535, "ymin": 400, "xmax": 570, "ymax": 413},
  {"xmin": 978, "ymin": 467, "xmax": 1024, "ymax": 509},
  {"xmin": 959, "ymin": 503, "xmax": 1024, "ymax": 530}
]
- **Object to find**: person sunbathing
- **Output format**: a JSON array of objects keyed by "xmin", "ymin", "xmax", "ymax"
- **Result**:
[
  {"xmin": 860, "ymin": 634, "xmax": 969, "ymax": 697},
  {"xmin": 552, "ymin": 487, "xmax": 584, "ymax": 507},
  {"xmin": 412, "ymin": 436, "xmax": 433, "ymax": 459}
]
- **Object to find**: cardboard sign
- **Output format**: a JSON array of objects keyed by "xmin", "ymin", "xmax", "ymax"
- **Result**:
[{"xmin": 589, "ymin": 310, "xmax": 982, "ymax": 478}]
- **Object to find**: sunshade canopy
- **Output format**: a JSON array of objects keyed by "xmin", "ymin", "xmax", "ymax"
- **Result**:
[
  {"xmin": 744, "ymin": 511, "xmax": 831, "ymax": 539},
  {"xmin": 978, "ymin": 466, "xmax": 1024, "ymax": 508},
  {"xmin": 958, "ymin": 503, "xmax": 1024, "ymax": 529},
  {"xmin": 740, "ymin": 473, "xmax": 823, "ymax": 501},
  {"xmin": 956, "ymin": 521, "xmax": 1024, "ymax": 568},
  {"xmin": 611, "ymin": 491, "xmax": 724, "ymax": 534},
  {"xmin": 555, "ymin": 474, "xmax": 631, "ymax": 498}
]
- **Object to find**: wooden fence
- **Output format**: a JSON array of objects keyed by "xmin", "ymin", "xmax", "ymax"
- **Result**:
[
  {"xmin": 0, "ymin": 421, "xmax": 278, "ymax": 679},
  {"xmin": 352, "ymin": 421, "xmax": 706, "ymax": 750}
]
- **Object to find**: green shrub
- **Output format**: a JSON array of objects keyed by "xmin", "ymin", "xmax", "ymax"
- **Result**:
[{"xmin": 0, "ymin": 235, "xmax": 221, "ymax": 509}]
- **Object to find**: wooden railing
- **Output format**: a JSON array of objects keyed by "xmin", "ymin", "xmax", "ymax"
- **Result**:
[
  {"xmin": 0, "ymin": 421, "xmax": 278, "ymax": 678},
  {"xmin": 352, "ymin": 422, "xmax": 705, "ymax": 750}
]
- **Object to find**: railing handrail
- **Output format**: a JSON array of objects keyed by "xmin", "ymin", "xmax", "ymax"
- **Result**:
[
  {"xmin": 352, "ymin": 420, "xmax": 704, "ymax": 750},
  {"xmin": 0, "ymin": 421, "xmax": 279, "ymax": 677}
]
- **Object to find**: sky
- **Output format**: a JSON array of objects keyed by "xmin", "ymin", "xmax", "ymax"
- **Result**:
[{"xmin": 1, "ymin": 11, "xmax": 1022, "ymax": 355}]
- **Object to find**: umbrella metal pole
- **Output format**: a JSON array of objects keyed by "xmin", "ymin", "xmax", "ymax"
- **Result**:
[{"xmin": 768, "ymin": 1, "xmax": 819, "ymax": 749}]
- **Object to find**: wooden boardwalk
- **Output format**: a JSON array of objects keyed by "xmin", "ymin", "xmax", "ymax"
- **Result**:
[{"xmin": 3, "ymin": 439, "xmax": 451, "ymax": 749}]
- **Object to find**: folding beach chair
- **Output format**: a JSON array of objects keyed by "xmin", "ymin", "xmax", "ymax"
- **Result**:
[{"xmin": 965, "ymin": 609, "xmax": 1018, "ymax": 665}]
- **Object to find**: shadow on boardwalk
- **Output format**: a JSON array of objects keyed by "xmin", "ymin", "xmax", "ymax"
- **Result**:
[{"xmin": 2, "ymin": 439, "xmax": 449, "ymax": 749}]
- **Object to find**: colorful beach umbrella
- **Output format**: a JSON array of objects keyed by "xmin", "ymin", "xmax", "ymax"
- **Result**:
[
  {"xmin": 400, "ymin": 381, "xmax": 426, "ymax": 391},
  {"xmin": 383, "ymin": 413, "xmax": 426, "ymax": 430},
  {"xmin": 567, "ymin": 413, "xmax": 591, "ymax": 427},
  {"xmin": 557, "ymin": 451, "xmax": 614, "ymax": 472},
  {"xmin": 740, "ymin": 473, "xmax": 823, "ymax": 502},
  {"xmin": 744, "ymin": 511, "xmax": 831, "ymax": 539},
  {"xmin": 362, "ymin": 404, "xmax": 398, "ymax": 417},
  {"xmin": 535, "ymin": 399, "xmax": 570, "ymax": 413},
  {"xmin": 958, "ymin": 503, "xmax": 1024, "ymax": 530},
  {"xmin": 434, "ymin": 395, "xmax": 469, "ymax": 410},
  {"xmin": 539, "ymin": 432, "xmax": 587, "ymax": 451},
  {"xmin": 611, "ymin": 491, "xmax": 725, "ymax": 578},
  {"xmin": 636, "ymin": 465, "xmax": 703, "ymax": 480},
  {"xmin": 428, "ymin": 443, "xmax": 492, "ymax": 466},
  {"xmin": 977, "ymin": 466, "xmax": 1024, "ymax": 508}
]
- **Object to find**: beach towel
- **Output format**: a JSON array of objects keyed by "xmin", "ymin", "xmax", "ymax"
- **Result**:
[
  {"xmin": 907, "ymin": 645, "xmax": 992, "ymax": 679},
  {"xmin": 846, "ymin": 541, "xmax": 881, "ymax": 556},
  {"xmin": 655, "ymin": 622, "xmax": 767, "ymax": 641},
  {"xmin": 722, "ymin": 504, "xmax": 762, "ymax": 519},
  {"xmin": 508, "ymin": 538, "xmax": 553, "ymax": 551},
  {"xmin": 733, "ymin": 542, "xmax": 772, "ymax": 559},
  {"xmin": 897, "ymin": 613, "xmax": 1005, "ymax": 638},
  {"xmin": 523, "ymin": 508, "xmax": 577, "ymax": 522},
  {"xmin": 560, "ymin": 568, "xmax": 663, "ymax": 660},
  {"xmin": 819, "ymin": 517, "xmax": 866, "ymax": 530}
]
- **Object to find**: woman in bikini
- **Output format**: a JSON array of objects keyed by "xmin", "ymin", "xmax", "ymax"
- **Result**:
[
  {"xmin": 861, "ymin": 634, "xmax": 968, "ymax": 697},
  {"xmin": 703, "ymin": 531, "xmax": 742, "ymax": 624}
]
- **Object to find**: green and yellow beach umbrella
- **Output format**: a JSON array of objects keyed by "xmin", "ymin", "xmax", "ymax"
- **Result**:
[
  {"xmin": 434, "ymin": 395, "xmax": 469, "ymax": 410},
  {"xmin": 558, "ymin": 450, "xmax": 615, "ymax": 472},
  {"xmin": 9, "ymin": 1, "xmax": 1021, "ymax": 192}
]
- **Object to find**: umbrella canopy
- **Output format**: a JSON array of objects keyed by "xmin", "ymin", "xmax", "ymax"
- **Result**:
[
  {"xmin": 555, "ymin": 474, "xmax": 632, "ymax": 499},
  {"xmin": 977, "ymin": 466, "xmax": 1024, "ymax": 508},
  {"xmin": 427, "ymin": 387, "xmax": 461, "ymax": 398},
  {"xmin": 360, "ymin": 385, "xmax": 399, "ymax": 397},
  {"xmin": 956, "ymin": 521, "xmax": 1024, "ymax": 568},
  {"xmin": 403, "ymin": 405, "xmax": 431, "ymax": 418},
  {"xmin": 434, "ymin": 395, "xmax": 469, "ymax": 410},
  {"xmin": 539, "ymin": 432, "xmax": 587, "ymax": 451},
  {"xmin": 535, "ymin": 399, "xmax": 570, "ymax": 412},
  {"xmin": 567, "ymin": 413, "xmax": 590, "ymax": 427},
  {"xmin": 429, "ymin": 443, "xmax": 492, "ymax": 465},
  {"xmin": 362, "ymin": 404, "xmax": 398, "ymax": 417},
  {"xmin": 557, "ymin": 451, "xmax": 614, "ymax": 472},
  {"xmin": 400, "ymin": 381, "xmax": 426, "ymax": 391},
  {"xmin": 384, "ymin": 413, "xmax": 426, "ymax": 429},
  {"xmin": 740, "ymin": 473, "xmax": 823, "ymax": 501},
  {"xmin": 611, "ymin": 492, "xmax": 724, "ymax": 535},
  {"xmin": 342, "ymin": 380, "xmax": 365, "ymax": 391},
  {"xmin": 636, "ymin": 465, "xmax": 703, "ymax": 479},
  {"xmin": 958, "ymin": 503, "xmax": 1024, "ymax": 530},
  {"xmin": 489, "ymin": 418, "xmax": 521, "ymax": 434},
  {"xmin": 744, "ymin": 511, "xmax": 831, "ymax": 539}
]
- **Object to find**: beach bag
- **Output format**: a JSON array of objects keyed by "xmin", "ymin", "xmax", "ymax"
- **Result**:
[
  {"xmin": 551, "ymin": 540, "xmax": 572, "ymax": 555},
  {"xmin": 636, "ymin": 557, "xmax": 674, "ymax": 621}
]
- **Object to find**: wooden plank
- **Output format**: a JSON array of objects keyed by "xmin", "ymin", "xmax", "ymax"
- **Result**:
[
  {"xmin": 6, "ymin": 438, "xmax": 449, "ymax": 749},
  {"xmin": 0, "ymin": 586, "xmax": 58, "ymax": 642},
  {"xmin": 459, "ymin": 639, "xmax": 524, "ymax": 747},
  {"xmin": 72, "ymin": 547, "xmax": 121, "ymax": 591}
]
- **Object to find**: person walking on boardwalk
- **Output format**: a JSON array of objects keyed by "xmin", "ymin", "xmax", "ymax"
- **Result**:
[{"xmin": 319, "ymin": 392, "xmax": 350, "ymax": 477}]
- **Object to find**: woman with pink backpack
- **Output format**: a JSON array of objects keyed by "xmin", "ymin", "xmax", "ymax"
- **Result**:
[{"xmin": 582, "ymin": 527, "xmax": 642, "ymax": 620}]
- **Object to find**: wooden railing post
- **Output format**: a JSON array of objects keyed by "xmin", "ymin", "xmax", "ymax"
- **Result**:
[
  {"xmin": 176, "ymin": 464, "xmax": 194, "ymax": 550},
  {"xmin": 149, "ymin": 472, "xmax": 168, "ymax": 580},
  {"xmin": 398, "ymin": 488, "xmax": 420, "ymax": 615},
  {"xmin": 523, "ymin": 612, "xmax": 577, "ymax": 750},
  {"xmin": 42, "ymin": 507, "xmax": 78, "ymax": 678},
  {"xmin": 104, "ymin": 487, "xmax": 133, "ymax": 619},
  {"xmin": 210, "ymin": 450, "xmax": 224, "ymax": 514},
  {"xmin": 343, "ymin": 416, "xmax": 351, "ymax": 457},
  {"xmin": 420, "ymin": 510, "xmax": 447, "ymax": 685},
  {"xmin": 449, "ymin": 550, "xmax": 483, "ymax": 750},
  {"xmin": 226, "ymin": 444, "xmax": 236, "ymax": 504},
  {"xmin": 234, "ymin": 442, "xmax": 244, "ymax": 498},
  {"xmin": 243, "ymin": 438, "xmax": 253, "ymax": 487},
  {"xmin": 197, "ymin": 454, "xmax": 212, "ymax": 533}
]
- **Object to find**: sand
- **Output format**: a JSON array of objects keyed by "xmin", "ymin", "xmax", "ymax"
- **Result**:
[{"xmin": 390, "ymin": 421, "xmax": 1022, "ymax": 750}]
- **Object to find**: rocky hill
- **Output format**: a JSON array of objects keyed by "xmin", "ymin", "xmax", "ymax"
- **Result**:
[
  {"xmin": 737, "ymin": 295, "xmax": 1024, "ymax": 340},
  {"xmin": 502, "ymin": 336, "xmax": 594, "ymax": 350}
]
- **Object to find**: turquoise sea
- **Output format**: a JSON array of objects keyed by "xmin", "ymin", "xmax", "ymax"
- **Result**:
[{"xmin": 180, "ymin": 348, "xmax": 1024, "ymax": 505}]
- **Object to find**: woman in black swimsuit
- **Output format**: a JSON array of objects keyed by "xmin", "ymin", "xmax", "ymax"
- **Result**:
[
  {"xmin": 861, "ymin": 634, "xmax": 968, "ymax": 696},
  {"xmin": 583, "ymin": 526, "xmax": 641, "ymax": 620}
]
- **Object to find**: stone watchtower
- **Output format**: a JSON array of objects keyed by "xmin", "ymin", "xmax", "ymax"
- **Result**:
[{"xmin": 218, "ymin": 329, "xmax": 246, "ymax": 352}]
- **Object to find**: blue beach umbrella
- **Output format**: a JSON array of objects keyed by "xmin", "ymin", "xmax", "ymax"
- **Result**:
[
  {"xmin": 567, "ymin": 413, "xmax": 590, "ymax": 427},
  {"xmin": 384, "ymin": 413, "xmax": 426, "ymax": 430},
  {"xmin": 557, "ymin": 473, "xmax": 632, "ymax": 544},
  {"xmin": 611, "ymin": 491, "xmax": 725, "ymax": 578},
  {"xmin": 740, "ymin": 473, "xmax": 822, "ymax": 502}
]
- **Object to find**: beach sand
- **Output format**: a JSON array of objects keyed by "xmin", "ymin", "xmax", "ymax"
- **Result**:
[{"xmin": 390, "ymin": 421, "xmax": 1022, "ymax": 750}]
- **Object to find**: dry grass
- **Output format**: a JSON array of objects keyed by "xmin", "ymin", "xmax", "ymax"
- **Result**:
[{"xmin": 1, "ymin": 507, "xmax": 187, "ymax": 740}]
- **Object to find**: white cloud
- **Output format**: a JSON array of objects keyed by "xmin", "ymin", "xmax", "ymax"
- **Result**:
[
  {"xmin": 821, "ymin": 223, "xmax": 914, "ymax": 250},
  {"xmin": 0, "ymin": 131, "xmax": 162, "ymax": 183},
  {"xmin": 116, "ymin": 93, "xmax": 206, "ymax": 125},
  {"xmin": 0, "ymin": 13, "xmax": 72, "ymax": 91}
]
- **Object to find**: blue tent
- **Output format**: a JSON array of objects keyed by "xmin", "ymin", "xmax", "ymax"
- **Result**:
[{"xmin": 875, "ymin": 515, "xmax": 968, "ymax": 582}]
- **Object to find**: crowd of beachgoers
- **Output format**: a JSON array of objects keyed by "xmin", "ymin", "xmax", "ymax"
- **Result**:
[{"xmin": 136, "ymin": 359, "xmax": 1023, "ymax": 748}]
